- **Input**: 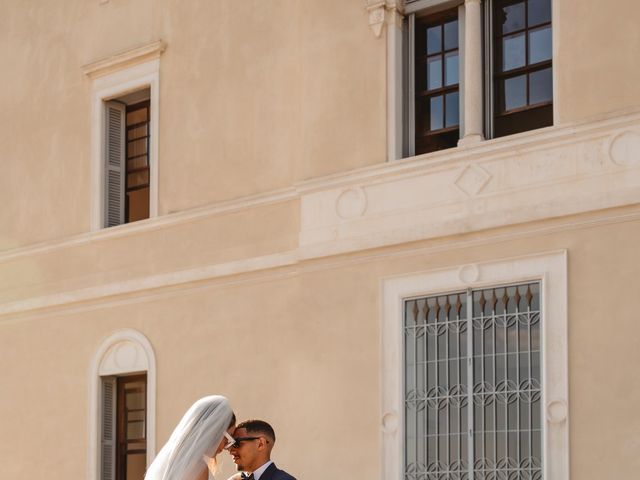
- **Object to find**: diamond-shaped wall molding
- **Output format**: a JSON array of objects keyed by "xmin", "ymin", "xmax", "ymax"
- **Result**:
[{"xmin": 454, "ymin": 164, "xmax": 492, "ymax": 197}]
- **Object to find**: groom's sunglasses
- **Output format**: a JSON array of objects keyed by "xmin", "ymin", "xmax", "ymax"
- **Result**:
[
  {"xmin": 225, "ymin": 436, "xmax": 262, "ymax": 449},
  {"xmin": 223, "ymin": 431, "xmax": 238, "ymax": 448}
]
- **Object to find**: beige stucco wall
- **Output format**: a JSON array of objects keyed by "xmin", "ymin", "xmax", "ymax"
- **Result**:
[
  {"xmin": 0, "ymin": 199, "xmax": 299, "ymax": 306},
  {"xmin": 2, "ymin": 0, "xmax": 639, "ymax": 249},
  {"xmin": 0, "ymin": 0, "xmax": 385, "ymax": 249},
  {"xmin": 555, "ymin": 0, "xmax": 640, "ymax": 124},
  {"xmin": 1, "ymin": 1, "xmax": 640, "ymax": 479},
  {"xmin": 2, "ymin": 214, "xmax": 640, "ymax": 479}
]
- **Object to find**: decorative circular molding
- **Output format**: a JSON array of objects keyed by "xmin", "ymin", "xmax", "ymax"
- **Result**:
[
  {"xmin": 458, "ymin": 263, "xmax": 480, "ymax": 284},
  {"xmin": 336, "ymin": 187, "xmax": 367, "ymax": 219},
  {"xmin": 97, "ymin": 329, "xmax": 153, "ymax": 376},
  {"xmin": 114, "ymin": 341, "xmax": 139, "ymax": 370},
  {"xmin": 608, "ymin": 131, "xmax": 640, "ymax": 167},
  {"xmin": 381, "ymin": 411, "xmax": 399, "ymax": 434},
  {"xmin": 546, "ymin": 399, "xmax": 568, "ymax": 424}
]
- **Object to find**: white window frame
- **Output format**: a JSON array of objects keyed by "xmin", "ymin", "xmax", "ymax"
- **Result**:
[
  {"xmin": 88, "ymin": 328, "xmax": 157, "ymax": 480},
  {"xmin": 87, "ymin": 53, "xmax": 161, "ymax": 231},
  {"xmin": 380, "ymin": 250, "xmax": 569, "ymax": 480}
]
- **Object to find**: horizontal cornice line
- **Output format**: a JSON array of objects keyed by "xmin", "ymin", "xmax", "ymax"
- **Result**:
[
  {"xmin": 1, "ymin": 108, "xmax": 639, "ymax": 266},
  {"xmin": 0, "ymin": 251, "xmax": 299, "ymax": 319},
  {"xmin": 294, "ymin": 108, "xmax": 640, "ymax": 193},
  {"xmin": 2, "ymin": 207, "xmax": 640, "ymax": 321},
  {"xmin": 0, "ymin": 187, "xmax": 298, "ymax": 263}
]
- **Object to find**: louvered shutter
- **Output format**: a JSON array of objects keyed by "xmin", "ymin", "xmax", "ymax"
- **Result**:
[
  {"xmin": 104, "ymin": 101, "xmax": 126, "ymax": 227},
  {"xmin": 101, "ymin": 377, "xmax": 117, "ymax": 480}
]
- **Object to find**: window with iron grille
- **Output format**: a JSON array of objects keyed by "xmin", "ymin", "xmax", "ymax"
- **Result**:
[{"xmin": 404, "ymin": 283, "xmax": 542, "ymax": 480}]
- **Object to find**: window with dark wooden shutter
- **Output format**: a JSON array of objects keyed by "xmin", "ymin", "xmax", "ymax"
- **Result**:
[
  {"xmin": 103, "ymin": 90, "xmax": 150, "ymax": 228},
  {"xmin": 101, "ymin": 378, "xmax": 117, "ymax": 480},
  {"xmin": 104, "ymin": 102, "xmax": 126, "ymax": 228}
]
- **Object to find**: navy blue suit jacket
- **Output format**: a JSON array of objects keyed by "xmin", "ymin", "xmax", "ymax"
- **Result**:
[
  {"xmin": 260, "ymin": 463, "xmax": 296, "ymax": 480},
  {"xmin": 229, "ymin": 463, "xmax": 296, "ymax": 480}
]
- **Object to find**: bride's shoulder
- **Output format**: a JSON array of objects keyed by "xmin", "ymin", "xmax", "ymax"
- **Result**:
[{"xmin": 225, "ymin": 473, "xmax": 243, "ymax": 480}]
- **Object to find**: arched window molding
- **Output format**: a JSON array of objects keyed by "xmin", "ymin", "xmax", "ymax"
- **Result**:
[{"xmin": 88, "ymin": 329, "xmax": 156, "ymax": 480}]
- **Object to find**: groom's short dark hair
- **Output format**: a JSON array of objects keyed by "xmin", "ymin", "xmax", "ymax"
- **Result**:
[{"xmin": 237, "ymin": 419, "xmax": 276, "ymax": 443}]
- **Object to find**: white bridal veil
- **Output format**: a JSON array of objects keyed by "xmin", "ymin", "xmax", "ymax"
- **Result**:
[{"xmin": 145, "ymin": 395, "xmax": 233, "ymax": 480}]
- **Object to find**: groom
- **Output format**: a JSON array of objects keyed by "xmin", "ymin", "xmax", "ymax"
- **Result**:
[{"xmin": 227, "ymin": 419, "xmax": 297, "ymax": 480}]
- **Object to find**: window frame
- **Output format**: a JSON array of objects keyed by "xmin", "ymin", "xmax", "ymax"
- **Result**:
[
  {"xmin": 390, "ymin": 0, "xmax": 559, "ymax": 160},
  {"xmin": 381, "ymin": 251, "xmax": 569, "ymax": 480},
  {"xmin": 124, "ymin": 99, "xmax": 152, "ymax": 224},
  {"xmin": 414, "ymin": 8, "xmax": 462, "ymax": 154},
  {"xmin": 115, "ymin": 374, "xmax": 148, "ymax": 480},
  {"xmin": 402, "ymin": 1, "xmax": 465, "ymax": 158},
  {"xmin": 403, "ymin": 282, "xmax": 543, "ymax": 478},
  {"xmin": 89, "ymin": 329, "xmax": 157, "ymax": 480},
  {"xmin": 484, "ymin": 0, "xmax": 555, "ymax": 139},
  {"xmin": 89, "ymin": 58, "xmax": 160, "ymax": 231}
]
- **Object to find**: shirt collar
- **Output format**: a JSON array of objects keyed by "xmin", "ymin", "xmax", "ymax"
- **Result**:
[{"xmin": 249, "ymin": 460, "xmax": 273, "ymax": 480}]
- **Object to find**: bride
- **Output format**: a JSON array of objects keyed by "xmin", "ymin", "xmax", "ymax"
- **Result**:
[{"xmin": 145, "ymin": 395, "xmax": 236, "ymax": 480}]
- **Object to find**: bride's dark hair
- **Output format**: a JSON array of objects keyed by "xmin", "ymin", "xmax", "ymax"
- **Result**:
[{"xmin": 145, "ymin": 395, "xmax": 234, "ymax": 480}]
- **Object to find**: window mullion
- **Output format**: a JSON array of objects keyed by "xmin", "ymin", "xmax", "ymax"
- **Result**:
[{"xmin": 466, "ymin": 288, "xmax": 474, "ymax": 480}]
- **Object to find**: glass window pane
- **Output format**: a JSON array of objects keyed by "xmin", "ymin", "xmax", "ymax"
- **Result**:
[
  {"xmin": 427, "ymin": 56, "xmax": 443, "ymax": 90},
  {"xmin": 127, "ymin": 453, "xmax": 146, "ymax": 480},
  {"xmin": 444, "ymin": 20, "xmax": 458, "ymax": 50},
  {"xmin": 427, "ymin": 25, "xmax": 442, "ymax": 54},
  {"xmin": 503, "ymin": 33, "xmax": 526, "ymax": 71},
  {"xmin": 500, "ymin": 2, "xmax": 525, "ymax": 34},
  {"xmin": 445, "ymin": 91, "xmax": 459, "ymax": 128},
  {"xmin": 529, "ymin": 26, "xmax": 552, "ymax": 64},
  {"xmin": 126, "ymin": 108, "xmax": 148, "ymax": 125},
  {"xmin": 127, "ymin": 138, "xmax": 147, "ymax": 158},
  {"xmin": 529, "ymin": 67, "xmax": 553, "ymax": 105},
  {"xmin": 126, "ymin": 390, "xmax": 145, "ymax": 409},
  {"xmin": 445, "ymin": 52, "xmax": 459, "ymax": 86},
  {"xmin": 430, "ymin": 95, "xmax": 444, "ymax": 131},
  {"xmin": 128, "ymin": 156, "xmax": 148, "ymax": 171},
  {"xmin": 504, "ymin": 75, "xmax": 527, "ymax": 110},
  {"xmin": 528, "ymin": 0, "xmax": 551, "ymax": 26},
  {"xmin": 127, "ymin": 420, "xmax": 145, "ymax": 439},
  {"xmin": 127, "ymin": 171, "xmax": 150, "ymax": 188},
  {"xmin": 128, "ymin": 410, "xmax": 145, "ymax": 422},
  {"xmin": 127, "ymin": 124, "xmax": 148, "ymax": 141}
]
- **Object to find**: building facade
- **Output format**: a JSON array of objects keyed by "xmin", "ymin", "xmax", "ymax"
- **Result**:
[{"xmin": 1, "ymin": 1, "xmax": 639, "ymax": 479}]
